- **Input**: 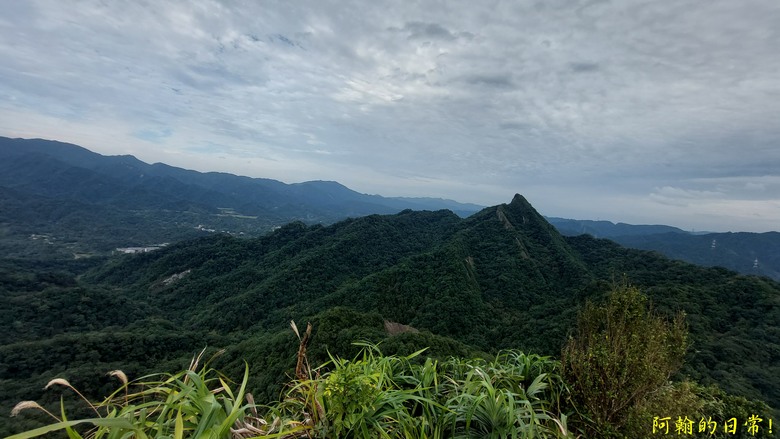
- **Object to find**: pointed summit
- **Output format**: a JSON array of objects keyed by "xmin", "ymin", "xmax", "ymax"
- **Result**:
[
  {"xmin": 510, "ymin": 193, "xmax": 532, "ymax": 207},
  {"xmin": 467, "ymin": 194, "xmax": 547, "ymax": 231},
  {"xmin": 502, "ymin": 193, "xmax": 547, "ymax": 229}
]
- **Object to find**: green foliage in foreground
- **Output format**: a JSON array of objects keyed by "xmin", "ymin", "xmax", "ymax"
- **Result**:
[
  {"xmin": 562, "ymin": 285, "xmax": 688, "ymax": 437},
  {"xmin": 9, "ymin": 344, "xmax": 572, "ymax": 439},
  {"xmin": 9, "ymin": 351, "xmax": 253, "ymax": 439},
  {"xmin": 560, "ymin": 285, "xmax": 773, "ymax": 439},
  {"xmin": 8, "ymin": 286, "xmax": 775, "ymax": 439}
]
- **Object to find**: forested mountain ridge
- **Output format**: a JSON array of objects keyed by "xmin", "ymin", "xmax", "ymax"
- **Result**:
[
  {"xmin": 0, "ymin": 136, "xmax": 483, "ymax": 258},
  {"xmin": 548, "ymin": 217, "xmax": 780, "ymax": 280},
  {"xmin": 2, "ymin": 194, "xmax": 779, "ymax": 435},
  {"xmin": 82, "ymin": 194, "xmax": 591, "ymax": 350},
  {"xmin": 4, "ymin": 135, "xmax": 777, "ymax": 283},
  {"xmin": 0, "ymin": 136, "xmax": 483, "ymax": 217},
  {"xmin": 547, "ymin": 216, "xmax": 688, "ymax": 237},
  {"xmin": 611, "ymin": 231, "xmax": 780, "ymax": 281}
]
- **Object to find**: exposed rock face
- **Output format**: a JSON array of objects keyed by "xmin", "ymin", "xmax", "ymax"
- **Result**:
[{"xmin": 384, "ymin": 320, "xmax": 419, "ymax": 336}]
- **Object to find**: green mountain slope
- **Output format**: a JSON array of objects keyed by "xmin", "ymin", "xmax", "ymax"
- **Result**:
[
  {"xmin": 611, "ymin": 232, "xmax": 780, "ymax": 281},
  {"xmin": 0, "ymin": 136, "xmax": 482, "ymax": 218},
  {"xmin": 548, "ymin": 216, "xmax": 780, "ymax": 280},
  {"xmin": 0, "ymin": 136, "xmax": 485, "ymax": 260},
  {"xmin": 80, "ymin": 195, "xmax": 779, "ymax": 406},
  {"xmin": 568, "ymin": 235, "xmax": 780, "ymax": 406},
  {"xmin": 2, "ymin": 194, "xmax": 778, "ymax": 435},
  {"xmin": 547, "ymin": 216, "xmax": 688, "ymax": 237}
]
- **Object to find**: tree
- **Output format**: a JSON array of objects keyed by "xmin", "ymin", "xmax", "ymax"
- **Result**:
[{"xmin": 561, "ymin": 284, "xmax": 687, "ymax": 437}]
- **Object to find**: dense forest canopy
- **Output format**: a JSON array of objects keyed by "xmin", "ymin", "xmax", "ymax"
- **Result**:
[{"xmin": 2, "ymin": 194, "xmax": 778, "ymax": 437}]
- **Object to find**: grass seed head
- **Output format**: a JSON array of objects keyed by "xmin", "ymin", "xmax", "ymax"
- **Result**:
[
  {"xmin": 188, "ymin": 347, "xmax": 208, "ymax": 372},
  {"xmin": 11, "ymin": 401, "xmax": 43, "ymax": 417},
  {"xmin": 11, "ymin": 400, "xmax": 61, "ymax": 421},
  {"xmin": 291, "ymin": 320, "xmax": 301, "ymax": 340},
  {"xmin": 108, "ymin": 370, "xmax": 128, "ymax": 386},
  {"xmin": 44, "ymin": 377, "xmax": 101, "ymax": 416},
  {"xmin": 45, "ymin": 378, "xmax": 74, "ymax": 391}
]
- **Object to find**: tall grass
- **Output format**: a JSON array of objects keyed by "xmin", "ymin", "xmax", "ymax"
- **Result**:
[
  {"xmin": 10, "ymin": 328, "xmax": 574, "ymax": 438},
  {"xmin": 277, "ymin": 341, "xmax": 573, "ymax": 438},
  {"xmin": 7, "ymin": 350, "xmax": 298, "ymax": 439}
]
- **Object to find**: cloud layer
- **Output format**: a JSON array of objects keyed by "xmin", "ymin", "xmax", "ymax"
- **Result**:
[{"xmin": 1, "ymin": 0, "xmax": 778, "ymax": 231}]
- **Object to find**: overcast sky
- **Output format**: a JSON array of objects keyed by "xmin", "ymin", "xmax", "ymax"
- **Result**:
[{"xmin": 1, "ymin": 1, "xmax": 779, "ymax": 232}]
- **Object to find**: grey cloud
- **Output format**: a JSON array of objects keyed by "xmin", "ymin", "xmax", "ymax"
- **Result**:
[
  {"xmin": 569, "ymin": 62, "xmax": 600, "ymax": 73},
  {"xmin": 460, "ymin": 74, "xmax": 515, "ymax": 88},
  {"xmin": 498, "ymin": 121, "xmax": 530, "ymax": 131},
  {"xmin": 387, "ymin": 21, "xmax": 475, "ymax": 42},
  {"xmin": 0, "ymin": 0, "xmax": 778, "ymax": 231},
  {"xmin": 404, "ymin": 22, "xmax": 456, "ymax": 41}
]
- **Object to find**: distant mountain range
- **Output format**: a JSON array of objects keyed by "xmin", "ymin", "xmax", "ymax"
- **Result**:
[
  {"xmin": 547, "ymin": 217, "xmax": 780, "ymax": 281},
  {"xmin": 0, "ymin": 136, "xmax": 482, "ymax": 255},
  {"xmin": 546, "ymin": 217, "xmax": 690, "ymax": 237},
  {"xmin": 0, "ymin": 136, "xmax": 483, "ymax": 217},
  {"xmin": 1, "ymin": 136, "xmax": 777, "ymax": 280}
]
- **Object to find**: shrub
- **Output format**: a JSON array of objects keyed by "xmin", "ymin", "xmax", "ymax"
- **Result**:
[{"xmin": 561, "ymin": 284, "xmax": 688, "ymax": 437}]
